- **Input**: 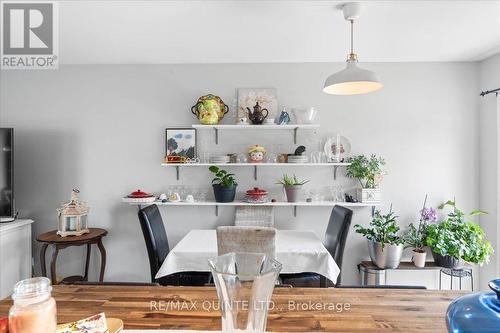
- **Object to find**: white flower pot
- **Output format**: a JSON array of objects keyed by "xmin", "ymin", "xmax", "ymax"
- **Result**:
[
  {"xmin": 412, "ymin": 249, "xmax": 427, "ymax": 268},
  {"xmin": 357, "ymin": 188, "xmax": 381, "ymax": 204}
]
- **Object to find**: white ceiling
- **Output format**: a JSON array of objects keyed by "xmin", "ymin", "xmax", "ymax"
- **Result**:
[{"xmin": 59, "ymin": 0, "xmax": 500, "ymax": 64}]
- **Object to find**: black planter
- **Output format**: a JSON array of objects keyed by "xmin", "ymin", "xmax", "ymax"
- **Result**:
[
  {"xmin": 212, "ymin": 184, "xmax": 237, "ymax": 203},
  {"xmin": 432, "ymin": 251, "xmax": 464, "ymax": 269}
]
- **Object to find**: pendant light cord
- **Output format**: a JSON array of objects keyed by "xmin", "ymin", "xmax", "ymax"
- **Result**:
[{"xmin": 350, "ymin": 20, "xmax": 354, "ymax": 55}]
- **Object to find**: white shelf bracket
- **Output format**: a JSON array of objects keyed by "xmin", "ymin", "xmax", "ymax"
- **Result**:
[
  {"xmin": 176, "ymin": 166, "xmax": 180, "ymax": 181},
  {"xmin": 293, "ymin": 206, "xmax": 297, "ymax": 217},
  {"xmin": 254, "ymin": 166, "xmax": 258, "ymax": 180},
  {"xmin": 214, "ymin": 128, "xmax": 219, "ymax": 144},
  {"xmin": 215, "ymin": 205, "xmax": 219, "ymax": 216},
  {"xmin": 293, "ymin": 127, "xmax": 298, "ymax": 144},
  {"xmin": 333, "ymin": 166, "xmax": 338, "ymax": 180}
]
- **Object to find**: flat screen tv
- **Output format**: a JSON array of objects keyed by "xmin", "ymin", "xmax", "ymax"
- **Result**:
[{"xmin": 0, "ymin": 128, "xmax": 14, "ymax": 222}]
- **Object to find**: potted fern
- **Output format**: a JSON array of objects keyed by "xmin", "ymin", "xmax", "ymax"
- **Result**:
[
  {"xmin": 346, "ymin": 154, "xmax": 385, "ymax": 203},
  {"xmin": 209, "ymin": 166, "xmax": 238, "ymax": 203},
  {"xmin": 354, "ymin": 208, "xmax": 404, "ymax": 269},
  {"xmin": 276, "ymin": 174, "xmax": 309, "ymax": 202}
]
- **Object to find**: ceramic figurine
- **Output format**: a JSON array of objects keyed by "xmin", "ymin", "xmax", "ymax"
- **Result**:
[
  {"xmin": 247, "ymin": 102, "xmax": 269, "ymax": 125},
  {"xmin": 168, "ymin": 192, "xmax": 181, "ymax": 202},
  {"xmin": 248, "ymin": 145, "xmax": 267, "ymax": 163},
  {"xmin": 278, "ymin": 107, "xmax": 290, "ymax": 125},
  {"xmin": 191, "ymin": 94, "xmax": 229, "ymax": 125}
]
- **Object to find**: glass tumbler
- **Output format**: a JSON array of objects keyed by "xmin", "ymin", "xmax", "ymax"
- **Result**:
[
  {"xmin": 208, "ymin": 253, "xmax": 282, "ymax": 333},
  {"xmin": 9, "ymin": 277, "xmax": 57, "ymax": 333}
]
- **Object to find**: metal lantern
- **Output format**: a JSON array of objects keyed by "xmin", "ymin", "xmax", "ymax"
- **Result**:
[{"xmin": 57, "ymin": 189, "xmax": 90, "ymax": 237}]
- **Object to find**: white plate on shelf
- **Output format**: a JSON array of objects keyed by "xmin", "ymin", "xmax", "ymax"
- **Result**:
[{"xmin": 324, "ymin": 135, "xmax": 351, "ymax": 162}]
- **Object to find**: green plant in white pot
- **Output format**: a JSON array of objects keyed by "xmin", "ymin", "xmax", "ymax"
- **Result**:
[
  {"xmin": 354, "ymin": 209, "xmax": 404, "ymax": 269},
  {"xmin": 425, "ymin": 200, "xmax": 493, "ymax": 269},
  {"xmin": 403, "ymin": 196, "xmax": 438, "ymax": 268},
  {"xmin": 276, "ymin": 174, "xmax": 309, "ymax": 203},
  {"xmin": 346, "ymin": 154, "xmax": 385, "ymax": 203}
]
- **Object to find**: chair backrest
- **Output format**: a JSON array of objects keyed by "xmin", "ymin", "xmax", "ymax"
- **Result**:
[
  {"xmin": 216, "ymin": 226, "xmax": 276, "ymax": 259},
  {"xmin": 138, "ymin": 205, "xmax": 170, "ymax": 282},
  {"xmin": 235, "ymin": 206, "xmax": 274, "ymax": 227},
  {"xmin": 324, "ymin": 205, "xmax": 353, "ymax": 284}
]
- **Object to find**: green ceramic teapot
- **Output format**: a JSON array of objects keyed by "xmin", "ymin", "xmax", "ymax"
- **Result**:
[{"xmin": 191, "ymin": 94, "xmax": 229, "ymax": 125}]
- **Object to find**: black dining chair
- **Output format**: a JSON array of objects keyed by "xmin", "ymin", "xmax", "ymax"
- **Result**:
[
  {"xmin": 138, "ymin": 204, "xmax": 211, "ymax": 286},
  {"xmin": 281, "ymin": 205, "xmax": 353, "ymax": 287}
]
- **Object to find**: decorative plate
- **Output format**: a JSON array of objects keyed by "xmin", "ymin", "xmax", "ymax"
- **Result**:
[{"xmin": 323, "ymin": 135, "xmax": 351, "ymax": 162}]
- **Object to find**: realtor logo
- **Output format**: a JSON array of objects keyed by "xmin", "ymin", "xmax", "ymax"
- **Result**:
[{"xmin": 1, "ymin": 1, "xmax": 58, "ymax": 69}]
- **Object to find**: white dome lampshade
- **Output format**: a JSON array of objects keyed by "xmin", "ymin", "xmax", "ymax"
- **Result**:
[
  {"xmin": 323, "ymin": 2, "xmax": 382, "ymax": 96},
  {"xmin": 323, "ymin": 57, "xmax": 383, "ymax": 95}
]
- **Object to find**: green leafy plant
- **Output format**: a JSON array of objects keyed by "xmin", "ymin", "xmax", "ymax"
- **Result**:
[
  {"xmin": 403, "ymin": 195, "xmax": 437, "ymax": 251},
  {"xmin": 404, "ymin": 223, "xmax": 426, "ymax": 251},
  {"xmin": 425, "ymin": 200, "xmax": 493, "ymax": 265},
  {"xmin": 354, "ymin": 209, "xmax": 404, "ymax": 248},
  {"xmin": 209, "ymin": 166, "xmax": 238, "ymax": 188},
  {"xmin": 346, "ymin": 154, "xmax": 386, "ymax": 189},
  {"xmin": 276, "ymin": 174, "xmax": 309, "ymax": 186}
]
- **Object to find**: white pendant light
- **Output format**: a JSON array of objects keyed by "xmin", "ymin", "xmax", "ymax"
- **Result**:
[{"xmin": 323, "ymin": 3, "xmax": 382, "ymax": 95}]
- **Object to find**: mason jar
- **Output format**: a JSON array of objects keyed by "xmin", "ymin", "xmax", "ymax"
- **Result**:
[{"xmin": 8, "ymin": 277, "xmax": 57, "ymax": 333}]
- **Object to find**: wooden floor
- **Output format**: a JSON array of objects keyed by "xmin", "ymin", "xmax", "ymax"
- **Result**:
[{"xmin": 0, "ymin": 285, "xmax": 465, "ymax": 332}]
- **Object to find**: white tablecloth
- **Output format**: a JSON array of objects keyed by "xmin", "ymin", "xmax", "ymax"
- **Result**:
[{"xmin": 156, "ymin": 230, "xmax": 340, "ymax": 283}]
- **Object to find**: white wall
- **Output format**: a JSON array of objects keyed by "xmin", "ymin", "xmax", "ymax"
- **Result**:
[
  {"xmin": 0, "ymin": 62, "xmax": 479, "ymax": 286},
  {"xmin": 479, "ymin": 53, "xmax": 500, "ymax": 289}
]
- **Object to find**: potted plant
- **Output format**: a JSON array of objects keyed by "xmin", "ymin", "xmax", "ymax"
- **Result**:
[
  {"xmin": 354, "ymin": 208, "xmax": 404, "ymax": 269},
  {"xmin": 346, "ymin": 154, "xmax": 385, "ymax": 203},
  {"xmin": 403, "ymin": 196, "xmax": 438, "ymax": 268},
  {"xmin": 209, "ymin": 166, "xmax": 238, "ymax": 203},
  {"xmin": 425, "ymin": 200, "xmax": 493, "ymax": 269},
  {"xmin": 276, "ymin": 174, "xmax": 309, "ymax": 202}
]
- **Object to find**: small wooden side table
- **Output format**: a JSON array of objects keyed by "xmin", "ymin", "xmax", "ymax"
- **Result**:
[{"xmin": 37, "ymin": 228, "xmax": 108, "ymax": 285}]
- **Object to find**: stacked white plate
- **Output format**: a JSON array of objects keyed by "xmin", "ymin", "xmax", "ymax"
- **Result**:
[
  {"xmin": 210, "ymin": 155, "xmax": 230, "ymax": 164},
  {"xmin": 287, "ymin": 155, "xmax": 309, "ymax": 164}
]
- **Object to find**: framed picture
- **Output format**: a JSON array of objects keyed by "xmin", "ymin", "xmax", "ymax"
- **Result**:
[
  {"xmin": 237, "ymin": 88, "xmax": 278, "ymax": 122},
  {"xmin": 165, "ymin": 128, "xmax": 197, "ymax": 162}
]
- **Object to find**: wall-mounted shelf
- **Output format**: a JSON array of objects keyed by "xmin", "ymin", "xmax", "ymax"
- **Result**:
[
  {"xmin": 162, "ymin": 162, "xmax": 351, "ymax": 181},
  {"xmin": 123, "ymin": 198, "xmax": 379, "ymax": 217},
  {"xmin": 192, "ymin": 124, "xmax": 320, "ymax": 144}
]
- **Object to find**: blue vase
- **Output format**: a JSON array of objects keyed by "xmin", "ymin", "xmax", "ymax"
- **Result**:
[{"xmin": 446, "ymin": 279, "xmax": 500, "ymax": 332}]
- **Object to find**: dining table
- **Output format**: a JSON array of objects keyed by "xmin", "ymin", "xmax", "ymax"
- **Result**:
[
  {"xmin": 0, "ymin": 284, "xmax": 465, "ymax": 332},
  {"xmin": 156, "ymin": 229, "xmax": 340, "ymax": 284}
]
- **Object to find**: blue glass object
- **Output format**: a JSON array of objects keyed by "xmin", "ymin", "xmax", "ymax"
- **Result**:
[{"xmin": 446, "ymin": 279, "xmax": 500, "ymax": 333}]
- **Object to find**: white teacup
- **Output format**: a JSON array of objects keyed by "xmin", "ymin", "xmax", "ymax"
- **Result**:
[
  {"xmin": 265, "ymin": 119, "xmax": 275, "ymax": 124},
  {"xmin": 238, "ymin": 117, "xmax": 248, "ymax": 124}
]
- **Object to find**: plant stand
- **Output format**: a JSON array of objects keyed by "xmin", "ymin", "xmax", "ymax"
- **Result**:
[{"xmin": 439, "ymin": 268, "xmax": 474, "ymax": 291}]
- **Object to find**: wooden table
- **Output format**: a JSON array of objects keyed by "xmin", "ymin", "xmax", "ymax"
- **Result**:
[
  {"xmin": 36, "ymin": 228, "xmax": 107, "ymax": 284},
  {"xmin": 0, "ymin": 285, "xmax": 464, "ymax": 332}
]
